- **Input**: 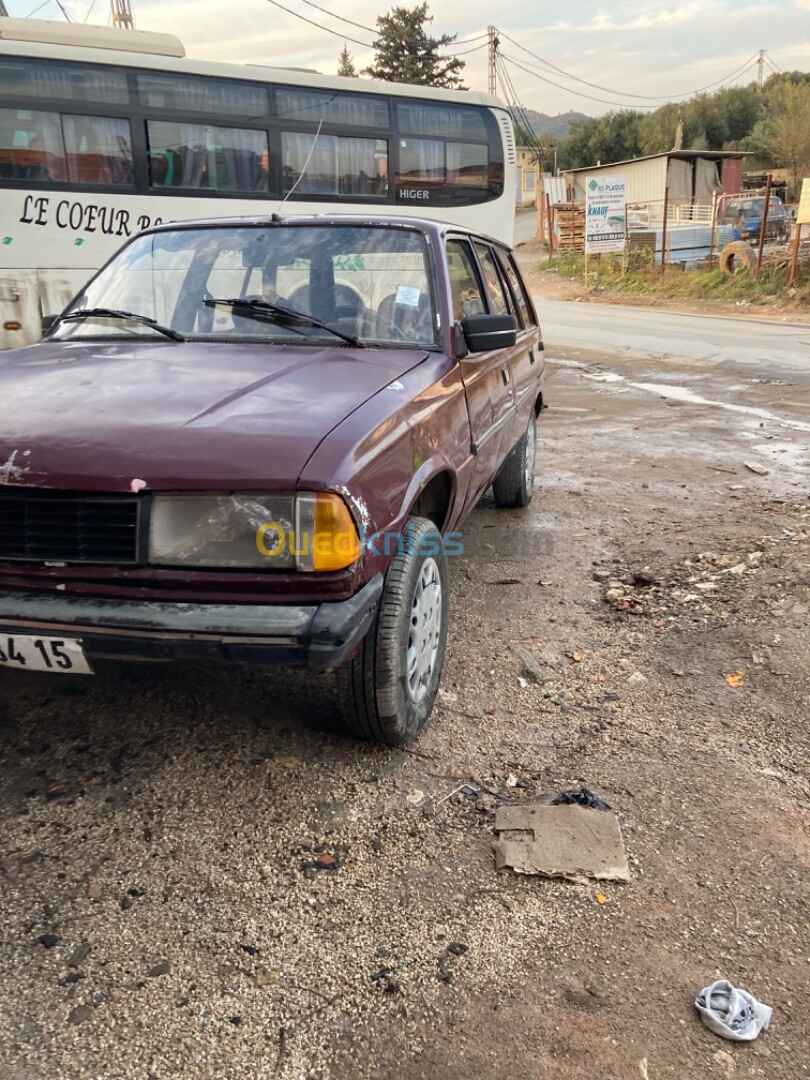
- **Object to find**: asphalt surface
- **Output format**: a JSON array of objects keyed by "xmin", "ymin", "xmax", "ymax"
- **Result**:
[{"xmin": 540, "ymin": 298, "xmax": 810, "ymax": 371}]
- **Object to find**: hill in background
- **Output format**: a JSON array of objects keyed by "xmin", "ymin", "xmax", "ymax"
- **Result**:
[{"xmin": 516, "ymin": 108, "xmax": 590, "ymax": 140}]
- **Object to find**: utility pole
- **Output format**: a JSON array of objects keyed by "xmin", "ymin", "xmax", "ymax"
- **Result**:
[
  {"xmin": 757, "ymin": 49, "xmax": 765, "ymax": 91},
  {"xmin": 0, "ymin": 3, "xmax": 9, "ymax": 18},
  {"xmin": 487, "ymin": 25, "xmax": 498, "ymax": 96},
  {"xmin": 111, "ymin": 1, "xmax": 135, "ymax": 29}
]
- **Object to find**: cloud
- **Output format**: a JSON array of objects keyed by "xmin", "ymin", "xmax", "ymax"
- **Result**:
[{"xmin": 4, "ymin": 0, "xmax": 808, "ymax": 117}]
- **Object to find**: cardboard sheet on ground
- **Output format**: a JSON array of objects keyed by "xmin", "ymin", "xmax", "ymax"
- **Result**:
[{"xmin": 493, "ymin": 803, "xmax": 630, "ymax": 883}]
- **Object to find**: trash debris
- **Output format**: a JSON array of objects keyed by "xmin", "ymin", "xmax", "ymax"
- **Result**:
[
  {"xmin": 517, "ymin": 676, "xmax": 528, "ymax": 689},
  {"xmin": 744, "ymin": 462, "xmax": 769, "ymax": 476},
  {"xmin": 255, "ymin": 969, "xmax": 281, "ymax": 988},
  {"xmin": 550, "ymin": 788, "xmax": 612, "ymax": 811},
  {"xmin": 437, "ymin": 942, "xmax": 467, "ymax": 983},
  {"xmin": 509, "ymin": 643, "xmax": 555, "ymax": 684},
  {"xmin": 300, "ymin": 852, "xmax": 342, "ymax": 873},
  {"xmin": 695, "ymin": 979, "xmax": 772, "ymax": 1041},
  {"xmin": 570, "ymin": 650, "xmax": 584, "ymax": 662},
  {"xmin": 493, "ymin": 802, "xmax": 630, "ymax": 883},
  {"xmin": 724, "ymin": 671, "xmax": 745, "ymax": 687},
  {"xmin": 627, "ymin": 671, "xmax": 649, "ymax": 687},
  {"xmin": 595, "ymin": 892, "xmax": 607, "ymax": 905},
  {"xmin": 406, "ymin": 789, "xmax": 425, "ymax": 806}
]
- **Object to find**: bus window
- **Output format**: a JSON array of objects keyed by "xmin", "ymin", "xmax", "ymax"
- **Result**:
[
  {"xmin": 281, "ymin": 134, "xmax": 388, "ymax": 197},
  {"xmin": 276, "ymin": 88, "xmax": 388, "ymax": 128},
  {"xmin": 398, "ymin": 138, "xmax": 445, "ymax": 187},
  {"xmin": 397, "ymin": 102, "xmax": 489, "ymax": 141},
  {"xmin": 447, "ymin": 143, "xmax": 488, "ymax": 188},
  {"xmin": 0, "ymin": 57, "xmax": 130, "ymax": 105},
  {"xmin": 138, "ymin": 73, "xmax": 267, "ymax": 120},
  {"xmin": 63, "ymin": 115, "xmax": 134, "ymax": 186},
  {"xmin": 147, "ymin": 121, "xmax": 270, "ymax": 193},
  {"xmin": 0, "ymin": 108, "xmax": 65, "ymax": 182}
]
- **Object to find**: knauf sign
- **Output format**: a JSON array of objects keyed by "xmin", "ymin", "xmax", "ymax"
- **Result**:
[{"xmin": 585, "ymin": 174, "xmax": 626, "ymax": 255}]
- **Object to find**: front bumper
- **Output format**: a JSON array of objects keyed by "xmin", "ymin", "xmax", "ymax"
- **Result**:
[{"xmin": 0, "ymin": 575, "xmax": 383, "ymax": 671}]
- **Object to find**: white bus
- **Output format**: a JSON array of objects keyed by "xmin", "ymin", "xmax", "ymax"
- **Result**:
[{"xmin": 0, "ymin": 17, "xmax": 517, "ymax": 348}]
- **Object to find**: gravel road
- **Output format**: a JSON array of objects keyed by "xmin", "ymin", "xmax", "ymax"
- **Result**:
[{"xmin": 1, "ymin": 295, "xmax": 808, "ymax": 1079}]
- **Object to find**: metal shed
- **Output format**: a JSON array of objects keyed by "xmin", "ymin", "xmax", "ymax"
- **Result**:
[{"xmin": 566, "ymin": 151, "xmax": 748, "ymax": 208}]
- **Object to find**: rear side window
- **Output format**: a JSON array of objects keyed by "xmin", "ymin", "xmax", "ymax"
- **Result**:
[
  {"xmin": 498, "ymin": 250, "xmax": 536, "ymax": 328},
  {"xmin": 474, "ymin": 242, "xmax": 511, "ymax": 317},
  {"xmin": 0, "ymin": 108, "xmax": 134, "ymax": 186}
]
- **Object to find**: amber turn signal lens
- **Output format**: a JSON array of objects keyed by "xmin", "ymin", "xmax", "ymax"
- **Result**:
[{"xmin": 311, "ymin": 493, "xmax": 361, "ymax": 572}]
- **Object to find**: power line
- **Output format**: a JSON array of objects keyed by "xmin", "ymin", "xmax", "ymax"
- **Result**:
[
  {"xmin": 290, "ymin": 0, "xmax": 490, "ymax": 46},
  {"xmin": 25, "ymin": 0, "xmax": 59, "ymax": 16},
  {"xmin": 500, "ymin": 53, "xmax": 663, "ymax": 109},
  {"xmin": 496, "ymin": 29, "xmax": 762, "ymax": 103},
  {"xmin": 263, "ymin": 0, "xmax": 485, "ymax": 62},
  {"xmin": 264, "ymin": 0, "xmax": 373, "ymax": 49}
]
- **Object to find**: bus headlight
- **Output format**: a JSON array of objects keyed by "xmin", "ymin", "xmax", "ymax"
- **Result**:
[{"xmin": 149, "ymin": 493, "xmax": 360, "ymax": 572}]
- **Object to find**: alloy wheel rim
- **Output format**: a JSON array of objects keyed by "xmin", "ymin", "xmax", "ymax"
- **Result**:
[{"xmin": 406, "ymin": 558, "xmax": 442, "ymax": 704}]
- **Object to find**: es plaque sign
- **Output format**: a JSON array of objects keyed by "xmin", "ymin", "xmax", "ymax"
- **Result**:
[{"xmin": 585, "ymin": 175, "xmax": 627, "ymax": 255}]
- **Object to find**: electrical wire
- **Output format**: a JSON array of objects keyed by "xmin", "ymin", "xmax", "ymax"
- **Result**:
[
  {"xmin": 500, "ymin": 53, "xmax": 664, "ymax": 109},
  {"xmin": 263, "ymin": 0, "xmax": 484, "ymax": 60},
  {"xmin": 496, "ymin": 29, "xmax": 762, "ymax": 103},
  {"xmin": 290, "ymin": 0, "xmax": 490, "ymax": 46},
  {"xmin": 53, "ymin": 0, "xmax": 72, "ymax": 20},
  {"xmin": 83, "ymin": 0, "xmax": 98, "ymax": 22},
  {"xmin": 494, "ymin": 53, "xmax": 544, "ymax": 159},
  {"xmin": 264, "ymin": 0, "xmax": 373, "ymax": 49},
  {"xmin": 25, "ymin": 0, "xmax": 58, "ymax": 16}
]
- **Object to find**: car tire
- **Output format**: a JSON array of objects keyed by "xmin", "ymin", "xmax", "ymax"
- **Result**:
[
  {"xmin": 720, "ymin": 241, "xmax": 755, "ymax": 277},
  {"xmin": 492, "ymin": 412, "xmax": 536, "ymax": 509},
  {"xmin": 336, "ymin": 516, "xmax": 449, "ymax": 745}
]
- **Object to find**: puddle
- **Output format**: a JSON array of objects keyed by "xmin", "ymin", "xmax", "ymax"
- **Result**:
[{"xmin": 577, "ymin": 368, "xmax": 810, "ymax": 435}]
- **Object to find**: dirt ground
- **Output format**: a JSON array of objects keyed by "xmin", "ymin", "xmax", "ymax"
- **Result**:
[{"xmin": 1, "ymin": 310, "xmax": 809, "ymax": 1078}]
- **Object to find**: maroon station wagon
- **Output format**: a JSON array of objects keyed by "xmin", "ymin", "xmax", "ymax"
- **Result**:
[{"xmin": 0, "ymin": 215, "xmax": 544, "ymax": 744}]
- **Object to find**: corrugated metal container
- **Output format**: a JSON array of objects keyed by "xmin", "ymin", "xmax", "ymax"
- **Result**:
[{"xmin": 573, "ymin": 157, "xmax": 668, "ymax": 205}]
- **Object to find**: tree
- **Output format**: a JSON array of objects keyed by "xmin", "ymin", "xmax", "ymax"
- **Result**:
[
  {"xmin": 560, "ymin": 110, "xmax": 643, "ymax": 169},
  {"xmin": 362, "ymin": 3, "xmax": 465, "ymax": 89},
  {"xmin": 337, "ymin": 44, "xmax": 357, "ymax": 78},
  {"xmin": 746, "ymin": 80, "xmax": 810, "ymax": 196}
]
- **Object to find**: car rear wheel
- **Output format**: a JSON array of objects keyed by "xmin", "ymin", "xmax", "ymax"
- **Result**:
[
  {"xmin": 336, "ymin": 516, "xmax": 449, "ymax": 745},
  {"xmin": 493, "ymin": 413, "xmax": 536, "ymax": 509}
]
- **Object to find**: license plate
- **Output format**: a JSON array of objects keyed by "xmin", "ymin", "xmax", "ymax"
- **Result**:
[{"xmin": 0, "ymin": 634, "xmax": 93, "ymax": 674}]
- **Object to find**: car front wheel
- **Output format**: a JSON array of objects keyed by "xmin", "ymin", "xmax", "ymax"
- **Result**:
[{"xmin": 336, "ymin": 516, "xmax": 449, "ymax": 744}]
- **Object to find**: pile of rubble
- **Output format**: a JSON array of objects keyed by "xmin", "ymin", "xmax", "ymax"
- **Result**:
[{"xmin": 595, "ymin": 514, "xmax": 810, "ymax": 626}]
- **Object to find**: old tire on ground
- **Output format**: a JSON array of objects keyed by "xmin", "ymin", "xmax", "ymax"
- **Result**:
[
  {"xmin": 492, "ymin": 413, "xmax": 536, "ymax": 509},
  {"xmin": 719, "ymin": 241, "xmax": 756, "ymax": 277},
  {"xmin": 336, "ymin": 516, "xmax": 449, "ymax": 745}
]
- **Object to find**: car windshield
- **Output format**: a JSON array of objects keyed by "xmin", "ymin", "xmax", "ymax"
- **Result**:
[{"xmin": 53, "ymin": 223, "xmax": 439, "ymax": 348}]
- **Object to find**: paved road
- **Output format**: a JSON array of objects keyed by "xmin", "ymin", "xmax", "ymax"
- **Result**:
[
  {"xmin": 514, "ymin": 208, "xmax": 538, "ymax": 247},
  {"xmin": 536, "ymin": 297, "xmax": 810, "ymax": 371}
]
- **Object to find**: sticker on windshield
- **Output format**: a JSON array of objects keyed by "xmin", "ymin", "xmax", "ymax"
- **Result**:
[{"xmin": 396, "ymin": 285, "xmax": 421, "ymax": 308}]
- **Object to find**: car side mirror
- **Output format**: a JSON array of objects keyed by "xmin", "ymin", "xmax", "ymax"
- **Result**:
[
  {"xmin": 460, "ymin": 313, "xmax": 517, "ymax": 353},
  {"xmin": 41, "ymin": 314, "xmax": 58, "ymax": 334}
]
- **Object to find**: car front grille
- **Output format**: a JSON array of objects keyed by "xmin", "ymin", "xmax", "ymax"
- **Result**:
[{"xmin": 0, "ymin": 489, "xmax": 141, "ymax": 564}]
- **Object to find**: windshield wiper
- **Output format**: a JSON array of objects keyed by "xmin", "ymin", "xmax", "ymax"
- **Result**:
[
  {"xmin": 205, "ymin": 298, "xmax": 366, "ymax": 348},
  {"xmin": 58, "ymin": 308, "xmax": 184, "ymax": 342}
]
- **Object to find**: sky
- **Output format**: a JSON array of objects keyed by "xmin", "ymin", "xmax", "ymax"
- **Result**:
[{"xmin": 5, "ymin": 0, "xmax": 810, "ymax": 118}]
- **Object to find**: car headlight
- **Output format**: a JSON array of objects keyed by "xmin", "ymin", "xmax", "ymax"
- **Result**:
[{"xmin": 149, "ymin": 493, "xmax": 360, "ymax": 572}]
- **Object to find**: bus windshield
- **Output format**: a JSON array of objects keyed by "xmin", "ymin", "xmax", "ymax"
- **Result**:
[{"xmin": 53, "ymin": 223, "xmax": 439, "ymax": 348}]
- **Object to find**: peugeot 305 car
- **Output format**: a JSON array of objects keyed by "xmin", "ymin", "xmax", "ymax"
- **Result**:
[{"xmin": 0, "ymin": 215, "xmax": 544, "ymax": 744}]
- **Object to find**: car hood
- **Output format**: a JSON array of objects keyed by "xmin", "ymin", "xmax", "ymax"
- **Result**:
[{"xmin": 0, "ymin": 340, "xmax": 429, "ymax": 491}]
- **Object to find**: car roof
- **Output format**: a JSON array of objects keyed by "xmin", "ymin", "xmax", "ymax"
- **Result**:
[{"xmin": 138, "ymin": 213, "xmax": 509, "ymax": 251}]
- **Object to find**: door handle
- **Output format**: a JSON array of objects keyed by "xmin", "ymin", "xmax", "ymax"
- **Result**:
[{"xmin": 501, "ymin": 367, "xmax": 509, "ymax": 386}]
